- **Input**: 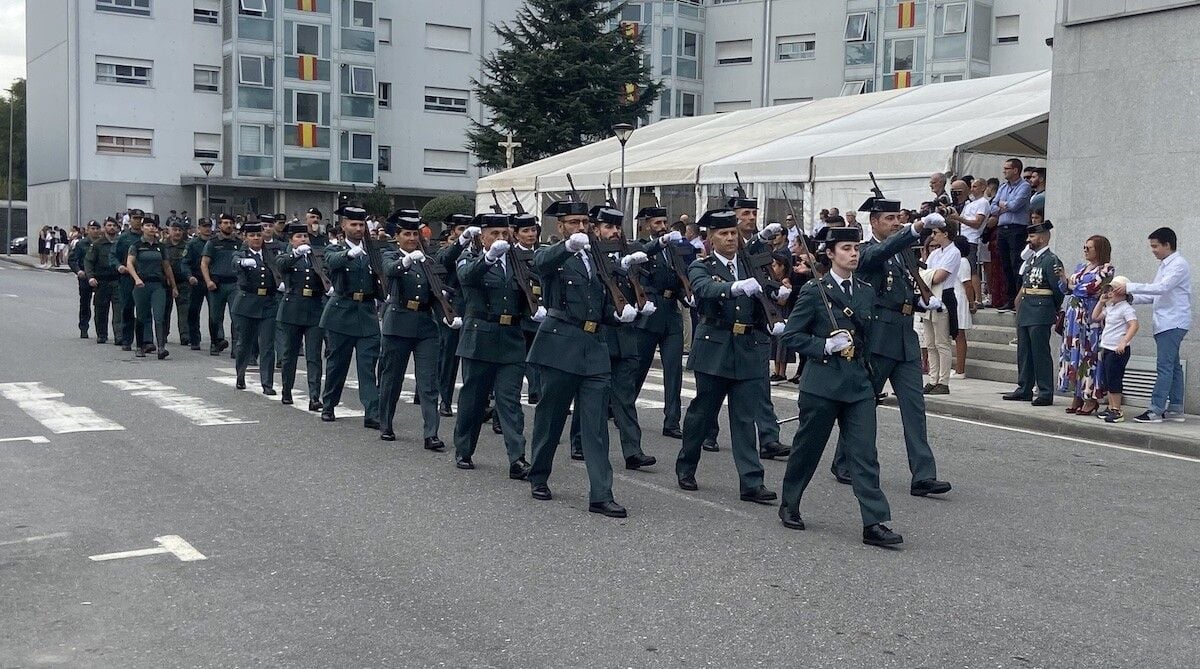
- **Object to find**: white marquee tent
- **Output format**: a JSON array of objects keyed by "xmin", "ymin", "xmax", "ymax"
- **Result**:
[{"xmin": 476, "ymin": 70, "xmax": 1050, "ymax": 230}]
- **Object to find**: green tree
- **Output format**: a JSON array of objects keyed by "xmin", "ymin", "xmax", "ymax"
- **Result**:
[
  {"xmin": 360, "ymin": 179, "xmax": 392, "ymax": 218},
  {"xmin": 420, "ymin": 195, "xmax": 474, "ymax": 225},
  {"xmin": 466, "ymin": 1, "xmax": 659, "ymax": 171},
  {"xmin": 0, "ymin": 79, "xmax": 26, "ymax": 200}
]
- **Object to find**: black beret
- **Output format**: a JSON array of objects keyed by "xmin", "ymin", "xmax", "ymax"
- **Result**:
[
  {"xmin": 826, "ymin": 226, "xmax": 862, "ymax": 244},
  {"xmin": 510, "ymin": 212, "xmax": 539, "ymax": 230},
  {"xmin": 545, "ymin": 200, "xmax": 589, "ymax": 217},
  {"xmin": 242, "ymin": 222, "xmax": 265, "ymax": 233},
  {"xmin": 636, "ymin": 206, "xmax": 668, "ymax": 219},
  {"xmin": 285, "ymin": 222, "xmax": 308, "ymax": 237},
  {"xmin": 859, "ymin": 196, "xmax": 902, "ymax": 213},
  {"xmin": 336, "ymin": 205, "xmax": 368, "ymax": 221},
  {"xmin": 698, "ymin": 209, "xmax": 737, "ymax": 230},
  {"xmin": 444, "ymin": 213, "xmax": 474, "ymax": 226},
  {"xmin": 472, "ymin": 213, "xmax": 511, "ymax": 229},
  {"xmin": 589, "ymin": 205, "xmax": 623, "ymax": 226},
  {"xmin": 306, "ymin": 207, "xmax": 323, "ymax": 218}
]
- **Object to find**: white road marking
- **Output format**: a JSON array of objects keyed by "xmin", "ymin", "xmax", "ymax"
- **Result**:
[
  {"xmin": 88, "ymin": 535, "xmax": 206, "ymax": 562},
  {"xmin": 2, "ymin": 293, "xmax": 18, "ymax": 298},
  {"xmin": 574, "ymin": 463, "xmax": 758, "ymax": 520},
  {"xmin": 0, "ymin": 532, "xmax": 71, "ymax": 547},
  {"xmin": 0, "ymin": 382, "xmax": 125, "ymax": 434},
  {"xmin": 0, "ymin": 436, "xmax": 50, "ymax": 444},
  {"xmin": 102, "ymin": 379, "xmax": 257, "ymax": 426},
  {"xmin": 208, "ymin": 372, "xmax": 365, "ymax": 418}
]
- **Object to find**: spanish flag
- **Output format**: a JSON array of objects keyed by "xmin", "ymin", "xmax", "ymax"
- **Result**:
[
  {"xmin": 297, "ymin": 122, "xmax": 317, "ymax": 148},
  {"xmin": 296, "ymin": 0, "xmax": 316, "ymax": 11},
  {"xmin": 897, "ymin": 1, "xmax": 916, "ymax": 29},
  {"xmin": 299, "ymin": 55, "xmax": 317, "ymax": 81},
  {"xmin": 620, "ymin": 83, "xmax": 639, "ymax": 104},
  {"xmin": 619, "ymin": 21, "xmax": 639, "ymax": 41},
  {"xmin": 894, "ymin": 71, "xmax": 912, "ymax": 89}
]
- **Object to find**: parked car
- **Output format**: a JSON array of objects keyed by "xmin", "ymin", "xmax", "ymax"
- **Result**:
[{"xmin": 8, "ymin": 236, "xmax": 26, "ymax": 254}]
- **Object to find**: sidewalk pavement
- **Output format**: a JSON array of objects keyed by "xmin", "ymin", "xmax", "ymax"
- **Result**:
[{"xmin": 0, "ymin": 254, "xmax": 72, "ymax": 272}]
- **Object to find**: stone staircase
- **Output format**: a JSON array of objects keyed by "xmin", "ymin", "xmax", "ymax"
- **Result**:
[{"xmin": 964, "ymin": 308, "xmax": 1019, "ymax": 385}]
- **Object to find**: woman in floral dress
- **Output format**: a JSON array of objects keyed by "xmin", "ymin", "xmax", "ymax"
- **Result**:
[{"xmin": 1056, "ymin": 235, "xmax": 1114, "ymax": 414}]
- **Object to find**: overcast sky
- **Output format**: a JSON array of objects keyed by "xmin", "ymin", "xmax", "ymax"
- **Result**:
[{"xmin": 1, "ymin": 0, "xmax": 26, "ymax": 91}]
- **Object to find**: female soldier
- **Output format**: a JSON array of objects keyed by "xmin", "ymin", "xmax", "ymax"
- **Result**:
[{"xmin": 126, "ymin": 216, "xmax": 178, "ymax": 359}]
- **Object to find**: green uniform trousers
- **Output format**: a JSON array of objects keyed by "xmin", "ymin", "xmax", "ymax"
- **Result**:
[
  {"xmin": 207, "ymin": 281, "xmax": 237, "ymax": 343},
  {"xmin": 187, "ymin": 282, "xmax": 207, "ymax": 346},
  {"xmin": 322, "ymin": 330, "xmax": 380, "ymax": 422},
  {"xmin": 380, "ymin": 334, "xmax": 440, "ymax": 438},
  {"xmin": 633, "ymin": 329, "xmax": 684, "ymax": 431},
  {"xmin": 678, "ymin": 371, "xmax": 765, "ymax": 495},
  {"xmin": 437, "ymin": 324, "xmax": 460, "ymax": 408},
  {"xmin": 529, "ymin": 365, "xmax": 614, "ymax": 504},
  {"xmin": 117, "ymin": 274, "xmax": 144, "ymax": 347},
  {"xmin": 133, "ymin": 282, "xmax": 168, "ymax": 350},
  {"xmin": 1016, "ymin": 323, "xmax": 1055, "ymax": 400},
  {"xmin": 523, "ymin": 329, "xmax": 541, "ymax": 399},
  {"xmin": 77, "ymin": 277, "xmax": 93, "ymax": 333},
  {"xmin": 570, "ymin": 355, "xmax": 643, "ymax": 460},
  {"xmin": 704, "ymin": 375, "xmax": 782, "ymax": 447},
  {"xmin": 453, "ymin": 358, "xmax": 526, "ymax": 463},
  {"xmin": 781, "ymin": 392, "xmax": 891, "ymax": 527},
  {"xmin": 234, "ymin": 314, "xmax": 276, "ymax": 389},
  {"xmin": 279, "ymin": 323, "xmax": 323, "ymax": 400},
  {"xmin": 163, "ymin": 286, "xmax": 191, "ymax": 345},
  {"xmin": 92, "ymin": 279, "xmax": 119, "ymax": 341}
]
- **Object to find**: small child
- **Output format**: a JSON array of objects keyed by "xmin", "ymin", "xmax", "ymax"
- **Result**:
[{"xmin": 1091, "ymin": 276, "xmax": 1140, "ymax": 423}]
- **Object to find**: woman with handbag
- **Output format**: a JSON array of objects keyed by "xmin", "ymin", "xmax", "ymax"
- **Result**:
[{"xmin": 1055, "ymin": 232, "xmax": 1114, "ymax": 415}]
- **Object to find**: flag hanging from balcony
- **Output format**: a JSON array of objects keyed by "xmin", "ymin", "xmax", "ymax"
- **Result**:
[
  {"xmin": 897, "ymin": 1, "xmax": 916, "ymax": 29},
  {"xmin": 297, "ymin": 123, "xmax": 317, "ymax": 148},
  {"xmin": 296, "ymin": 0, "xmax": 317, "ymax": 11},
  {"xmin": 619, "ymin": 21, "xmax": 640, "ymax": 41},
  {"xmin": 894, "ymin": 71, "xmax": 912, "ymax": 89},
  {"xmin": 620, "ymin": 83, "xmax": 639, "ymax": 104},
  {"xmin": 299, "ymin": 55, "xmax": 317, "ymax": 81}
]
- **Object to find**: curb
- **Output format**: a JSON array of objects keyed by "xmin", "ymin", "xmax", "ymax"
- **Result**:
[{"xmin": 0, "ymin": 255, "xmax": 72, "ymax": 272}]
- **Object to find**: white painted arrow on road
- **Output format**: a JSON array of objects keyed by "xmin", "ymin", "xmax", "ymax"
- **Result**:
[{"xmin": 88, "ymin": 535, "xmax": 207, "ymax": 562}]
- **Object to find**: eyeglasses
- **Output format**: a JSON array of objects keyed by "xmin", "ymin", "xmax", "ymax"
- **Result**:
[{"xmin": 1023, "ymin": 176, "xmax": 1035, "ymax": 181}]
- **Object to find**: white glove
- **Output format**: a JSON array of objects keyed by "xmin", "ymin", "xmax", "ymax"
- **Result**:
[
  {"xmin": 325, "ymin": 286, "xmax": 335, "ymax": 297},
  {"xmin": 347, "ymin": 245, "xmax": 365, "ymax": 258},
  {"xmin": 730, "ymin": 278, "xmax": 762, "ymax": 297},
  {"xmin": 639, "ymin": 300, "xmax": 657, "ymax": 317},
  {"xmin": 920, "ymin": 212, "xmax": 946, "ymax": 230},
  {"xmin": 770, "ymin": 321, "xmax": 786, "ymax": 337},
  {"xmin": 485, "ymin": 240, "xmax": 509, "ymax": 261},
  {"xmin": 458, "ymin": 226, "xmax": 481, "ymax": 246},
  {"xmin": 294, "ymin": 244, "xmax": 311, "ymax": 256},
  {"xmin": 620, "ymin": 251, "xmax": 649, "ymax": 270},
  {"xmin": 661, "ymin": 231, "xmax": 683, "ymax": 244},
  {"xmin": 757, "ymin": 223, "xmax": 783, "ymax": 242},
  {"xmin": 240, "ymin": 258, "xmax": 257, "ymax": 268},
  {"xmin": 824, "ymin": 332, "xmax": 853, "ymax": 355},
  {"xmin": 445, "ymin": 316, "xmax": 463, "ymax": 330},
  {"xmin": 401, "ymin": 249, "xmax": 426, "ymax": 269},
  {"xmin": 1020, "ymin": 244, "xmax": 1035, "ymax": 261},
  {"xmin": 920, "ymin": 296, "xmax": 944, "ymax": 311},
  {"xmin": 615, "ymin": 304, "xmax": 638, "ymax": 323},
  {"xmin": 532, "ymin": 306, "xmax": 547, "ymax": 323},
  {"xmin": 776, "ymin": 284, "xmax": 792, "ymax": 302},
  {"xmin": 277, "ymin": 282, "xmax": 286, "ymax": 292},
  {"xmin": 565, "ymin": 232, "xmax": 590, "ymax": 253},
  {"xmin": 684, "ymin": 295, "xmax": 696, "ymax": 308}
]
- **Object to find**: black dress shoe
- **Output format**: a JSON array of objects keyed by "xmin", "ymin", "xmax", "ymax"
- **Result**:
[
  {"xmin": 281, "ymin": 392, "xmax": 293, "ymax": 405},
  {"xmin": 308, "ymin": 400, "xmax": 323, "ymax": 412},
  {"xmin": 527, "ymin": 394, "xmax": 539, "ymax": 405},
  {"xmin": 456, "ymin": 456, "xmax": 474, "ymax": 470},
  {"xmin": 145, "ymin": 344, "xmax": 156, "ymax": 353},
  {"xmin": 122, "ymin": 344, "xmax": 133, "ymax": 352},
  {"xmin": 363, "ymin": 418, "xmax": 380, "ymax": 430},
  {"xmin": 863, "ymin": 523, "xmax": 904, "ymax": 547},
  {"xmin": 134, "ymin": 347, "xmax": 146, "ymax": 358},
  {"xmin": 425, "ymin": 437, "xmax": 446, "ymax": 451},
  {"xmin": 740, "ymin": 485, "xmax": 778, "ymax": 505},
  {"xmin": 216, "ymin": 339, "xmax": 229, "ymax": 352},
  {"xmin": 701, "ymin": 439, "xmax": 720, "ymax": 452},
  {"xmin": 209, "ymin": 346, "xmax": 219, "ymax": 356},
  {"xmin": 157, "ymin": 348, "xmax": 169, "ymax": 360},
  {"xmin": 1031, "ymin": 396, "xmax": 1053, "ymax": 406},
  {"xmin": 508, "ymin": 457, "xmax": 531, "ymax": 480},
  {"xmin": 589, "ymin": 500, "xmax": 627, "ymax": 518},
  {"xmin": 320, "ymin": 411, "xmax": 335, "ymax": 422},
  {"xmin": 662, "ymin": 427, "xmax": 683, "ymax": 439},
  {"xmin": 570, "ymin": 447, "xmax": 585, "ymax": 461},
  {"xmin": 189, "ymin": 344, "xmax": 201, "ymax": 351},
  {"xmin": 235, "ymin": 376, "xmax": 246, "ymax": 390},
  {"xmin": 831, "ymin": 469, "xmax": 852, "ymax": 485},
  {"xmin": 380, "ymin": 430, "xmax": 396, "ymax": 441},
  {"xmin": 778, "ymin": 506, "xmax": 805, "ymax": 530},
  {"xmin": 910, "ymin": 479, "xmax": 952, "ymax": 496},
  {"xmin": 80, "ymin": 330, "xmax": 89, "ymax": 339},
  {"xmin": 759, "ymin": 441, "xmax": 790, "ymax": 460},
  {"xmin": 438, "ymin": 403, "xmax": 454, "ymax": 417},
  {"xmin": 492, "ymin": 419, "xmax": 503, "ymax": 435},
  {"xmin": 531, "ymin": 484, "xmax": 552, "ymax": 500},
  {"xmin": 412, "ymin": 394, "xmax": 420, "ymax": 405},
  {"xmin": 1002, "ymin": 391, "xmax": 1033, "ymax": 401},
  {"xmin": 262, "ymin": 386, "xmax": 276, "ymax": 396},
  {"xmin": 275, "ymin": 360, "xmax": 283, "ymax": 369},
  {"xmin": 624, "ymin": 453, "xmax": 657, "ymax": 470},
  {"xmin": 97, "ymin": 338, "xmax": 107, "ymax": 344},
  {"xmin": 677, "ymin": 474, "xmax": 699, "ymax": 491},
  {"xmin": 481, "ymin": 406, "xmax": 494, "ymax": 423}
]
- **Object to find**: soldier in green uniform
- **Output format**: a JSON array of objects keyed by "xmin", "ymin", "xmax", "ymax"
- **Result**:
[
  {"xmin": 675, "ymin": 209, "xmax": 782, "ymax": 505},
  {"xmin": 511, "ymin": 213, "xmax": 545, "ymax": 404},
  {"xmin": 435, "ymin": 213, "xmax": 475, "ymax": 417},
  {"xmin": 319, "ymin": 206, "xmax": 382, "ymax": 429},
  {"xmin": 201, "ymin": 213, "xmax": 240, "ymax": 356},
  {"xmin": 305, "ymin": 208, "xmax": 329, "ymax": 248},
  {"xmin": 451, "ymin": 212, "xmax": 531, "ymax": 478},
  {"xmin": 69, "ymin": 220, "xmax": 99, "ymax": 338},
  {"xmin": 526, "ymin": 200, "xmax": 637, "ymax": 518},
  {"xmin": 126, "ymin": 215, "xmax": 179, "ymax": 360},
  {"xmin": 1003, "ymin": 219, "xmax": 1064, "ymax": 406},
  {"xmin": 112, "ymin": 209, "xmax": 145, "ymax": 351},
  {"xmin": 266, "ymin": 213, "xmax": 291, "ymax": 369},
  {"xmin": 182, "ymin": 220, "xmax": 210, "ymax": 350},
  {"xmin": 161, "ymin": 220, "xmax": 192, "ymax": 346},
  {"xmin": 377, "ymin": 211, "xmax": 455, "ymax": 447},
  {"xmin": 85, "ymin": 218, "xmax": 122, "ymax": 344},
  {"xmin": 632, "ymin": 207, "xmax": 688, "ymax": 438},
  {"xmin": 829, "ymin": 198, "xmax": 952, "ymax": 497},
  {"xmin": 231, "ymin": 218, "xmax": 279, "ymax": 393},
  {"xmin": 777, "ymin": 226, "xmax": 902, "ymax": 548},
  {"xmin": 276, "ymin": 221, "xmax": 327, "ymax": 410}
]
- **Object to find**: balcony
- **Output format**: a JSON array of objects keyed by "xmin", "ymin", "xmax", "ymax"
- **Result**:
[
  {"xmin": 284, "ymin": 123, "xmax": 331, "ymax": 149},
  {"xmin": 340, "ymin": 161, "xmax": 374, "ymax": 184},
  {"xmin": 284, "ymin": 56, "xmax": 331, "ymax": 82},
  {"xmin": 341, "ymin": 28, "xmax": 375, "ymax": 53}
]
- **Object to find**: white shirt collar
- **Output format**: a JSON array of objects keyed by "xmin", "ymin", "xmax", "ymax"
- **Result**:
[
  {"xmin": 713, "ymin": 250, "xmax": 736, "ymax": 268},
  {"xmin": 827, "ymin": 267, "xmax": 853, "ymax": 286}
]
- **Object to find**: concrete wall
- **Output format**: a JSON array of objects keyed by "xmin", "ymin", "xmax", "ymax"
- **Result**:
[{"xmin": 1047, "ymin": 3, "xmax": 1200, "ymax": 411}]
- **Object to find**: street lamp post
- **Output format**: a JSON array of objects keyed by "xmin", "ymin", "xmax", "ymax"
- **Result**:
[
  {"xmin": 5, "ymin": 86, "xmax": 14, "ymax": 256},
  {"xmin": 611, "ymin": 123, "xmax": 634, "ymax": 225},
  {"xmin": 200, "ymin": 161, "xmax": 215, "ymax": 222}
]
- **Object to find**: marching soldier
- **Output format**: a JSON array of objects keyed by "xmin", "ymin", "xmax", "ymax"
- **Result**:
[
  {"xmin": 84, "ymin": 218, "xmax": 121, "ymax": 344},
  {"xmin": 112, "ymin": 209, "xmax": 145, "ymax": 351},
  {"xmin": 305, "ymin": 208, "xmax": 329, "ymax": 248},
  {"xmin": 633, "ymin": 206, "xmax": 688, "ymax": 439},
  {"xmin": 1003, "ymin": 219, "xmax": 1064, "ymax": 406},
  {"xmin": 527, "ymin": 200, "xmax": 637, "ymax": 518},
  {"xmin": 231, "ymin": 217, "xmax": 279, "ymax": 393},
  {"xmin": 378, "ymin": 211, "xmax": 455, "ymax": 447},
  {"xmin": 777, "ymin": 226, "xmax": 901, "ymax": 547},
  {"xmin": 266, "ymin": 213, "xmax": 291, "ymax": 369},
  {"xmin": 435, "ymin": 213, "xmax": 475, "ymax": 417},
  {"xmin": 830, "ymin": 199, "xmax": 953, "ymax": 497},
  {"xmin": 450, "ymin": 212, "xmax": 532, "ymax": 478},
  {"xmin": 125, "ymin": 215, "xmax": 178, "ymax": 360},
  {"xmin": 162, "ymin": 220, "xmax": 192, "ymax": 346},
  {"xmin": 276, "ymin": 221, "xmax": 327, "ymax": 409},
  {"xmin": 675, "ymin": 209, "xmax": 782, "ymax": 505},
  {"xmin": 201, "ymin": 213, "xmax": 241, "ymax": 356},
  {"xmin": 319, "ymin": 206, "xmax": 382, "ymax": 429},
  {"xmin": 182, "ymin": 219, "xmax": 210, "ymax": 350},
  {"xmin": 69, "ymin": 220, "xmax": 99, "ymax": 339},
  {"xmin": 511, "ymin": 213, "xmax": 545, "ymax": 404}
]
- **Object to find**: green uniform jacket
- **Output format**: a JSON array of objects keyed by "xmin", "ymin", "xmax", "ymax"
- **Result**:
[
  {"xmin": 165, "ymin": 240, "xmax": 190, "ymax": 282},
  {"xmin": 130, "ymin": 241, "xmax": 167, "ymax": 282},
  {"xmin": 1017, "ymin": 249, "xmax": 1065, "ymax": 327},
  {"xmin": 603, "ymin": 250, "xmax": 643, "ymax": 360},
  {"xmin": 69, "ymin": 238, "xmax": 92, "ymax": 273},
  {"xmin": 633, "ymin": 236, "xmax": 685, "ymax": 336},
  {"xmin": 686, "ymin": 254, "xmax": 771, "ymax": 381},
  {"xmin": 856, "ymin": 227, "xmax": 922, "ymax": 362},
  {"xmin": 276, "ymin": 250, "xmax": 325, "ymax": 327},
  {"xmin": 781, "ymin": 274, "xmax": 878, "ymax": 403},
  {"xmin": 512, "ymin": 244, "xmax": 543, "ymax": 334},
  {"xmin": 457, "ymin": 251, "xmax": 526, "ymax": 364},
  {"xmin": 527, "ymin": 241, "xmax": 616, "ymax": 376},
  {"xmin": 435, "ymin": 240, "xmax": 469, "ymax": 315},
  {"xmin": 232, "ymin": 248, "xmax": 278, "ymax": 319},
  {"xmin": 111, "ymin": 229, "xmax": 141, "ymax": 271},
  {"xmin": 85, "ymin": 237, "xmax": 121, "ymax": 279},
  {"xmin": 380, "ymin": 249, "xmax": 440, "ymax": 340},
  {"xmin": 320, "ymin": 242, "xmax": 381, "ymax": 337},
  {"xmin": 183, "ymin": 236, "xmax": 207, "ymax": 281},
  {"xmin": 202, "ymin": 234, "xmax": 241, "ymax": 280}
]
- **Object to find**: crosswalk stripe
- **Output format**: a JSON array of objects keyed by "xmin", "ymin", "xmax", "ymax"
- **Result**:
[
  {"xmin": 102, "ymin": 379, "xmax": 257, "ymax": 426},
  {"xmin": 208, "ymin": 370, "xmax": 365, "ymax": 418},
  {"xmin": 0, "ymin": 381, "xmax": 125, "ymax": 434}
]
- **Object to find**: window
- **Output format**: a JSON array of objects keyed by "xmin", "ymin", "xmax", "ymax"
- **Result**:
[
  {"xmin": 423, "ymin": 149, "xmax": 469, "ymax": 175},
  {"xmin": 942, "ymin": 3, "xmax": 967, "ymax": 34},
  {"xmin": 193, "ymin": 0, "xmax": 219, "ymax": 23},
  {"xmin": 425, "ymin": 23, "xmax": 471, "ymax": 52},
  {"xmin": 349, "ymin": 133, "xmax": 373, "ymax": 161},
  {"xmin": 773, "ymin": 97, "xmax": 812, "ymax": 105},
  {"xmin": 845, "ymin": 12, "xmax": 868, "ymax": 41},
  {"xmin": 713, "ymin": 100, "xmax": 751, "ymax": 113},
  {"xmin": 294, "ymin": 23, "xmax": 320, "ymax": 56},
  {"xmin": 378, "ymin": 145, "xmax": 391, "ymax": 172},
  {"xmin": 96, "ymin": 126, "xmax": 153, "ymax": 156},
  {"xmin": 891, "ymin": 38, "xmax": 916, "ymax": 71},
  {"xmin": 995, "ymin": 14, "xmax": 1019, "ymax": 44},
  {"xmin": 239, "ymin": 0, "xmax": 266, "ymax": 16},
  {"xmin": 937, "ymin": 74, "xmax": 964, "ymax": 83},
  {"xmin": 294, "ymin": 91, "xmax": 320, "ymax": 123},
  {"xmin": 351, "ymin": 0, "xmax": 373, "ymax": 27},
  {"xmin": 96, "ymin": 57, "xmax": 152, "ymax": 86},
  {"xmin": 676, "ymin": 29, "xmax": 699, "ymax": 78},
  {"xmin": 194, "ymin": 132, "xmax": 221, "ymax": 160},
  {"xmin": 776, "ymin": 34, "xmax": 816, "ymax": 62},
  {"xmin": 239, "ymin": 55, "xmax": 265, "ymax": 85},
  {"xmin": 424, "ymin": 87, "xmax": 468, "ymax": 113},
  {"xmin": 677, "ymin": 91, "xmax": 698, "ymax": 117},
  {"xmin": 620, "ymin": 2, "xmax": 642, "ymax": 22},
  {"xmin": 377, "ymin": 82, "xmax": 391, "ymax": 108},
  {"xmin": 349, "ymin": 66, "xmax": 374, "ymax": 95},
  {"xmin": 378, "ymin": 17, "xmax": 392, "ymax": 43},
  {"xmin": 240, "ymin": 124, "xmax": 265, "ymax": 154},
  {"xmin": 193, "ymin": 65, "xmax": 219, "ymax": 93},
  {"xmin": 715, "ymin": 39, "xmax": 753, "ymax": 65},
  {"xmin": 678, "ymin": 29, "xmax": 698, "ymax": 58},
  {"xmin": 840, "ymin": 81, "xmax": 866, "ymax": 96},
  {"xmin": 96, "ymin": 0, "xmax": 151, "ymax": 16}
]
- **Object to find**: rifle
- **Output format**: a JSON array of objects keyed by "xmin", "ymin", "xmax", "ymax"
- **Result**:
[
  {"xmin": 869, "ymin": 171, "xmax": 934, "ymax": 304},
  {"xmin": 493, "ymin": 190, "xmax": 542, "ymax": 314},
  {"xmin": 489, "ymin": 190, "xmax": 504, "ymax": 214},
  {"xmin": 731, "ymin": 172, "xmax": 785, "ymax": 328},
  {"xmin": 417, "ymin": 236, "xmax": 458, "ymax": 321},
  {"xmin": 361, "ymin": 234, "xmax": 387, "ymax": 299},
  {"xmin": 309, "ymin": 244, "xmax": 332, "ymax": 292},
  {"xmin": 567, "ymin": 173, "xmax": 631, "ymax": 313},
  {"xmin": 606, "ymin": 182, "xmax": 648, "ymax": 310},
  {"xmin": 648, "ymin": 192, "xmax": 694, "ymax": 303},
  {"xmin": 780, "ymin": 188, "xmax": 824, "ymax": 280}
]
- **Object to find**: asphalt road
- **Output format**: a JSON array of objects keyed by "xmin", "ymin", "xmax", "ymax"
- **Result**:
[{"xmin": 1, "ymin": 260, "xmax": 1198, "ymax": 668}]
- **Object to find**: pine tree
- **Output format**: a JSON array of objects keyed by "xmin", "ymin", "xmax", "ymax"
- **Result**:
[
  {"xmin": 361, "ymin": 179, "xmax": 392, "ymax": 218},
  {"xmin": 466, "ymin": 0, "xmax": 659, "ymax": 171}
]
